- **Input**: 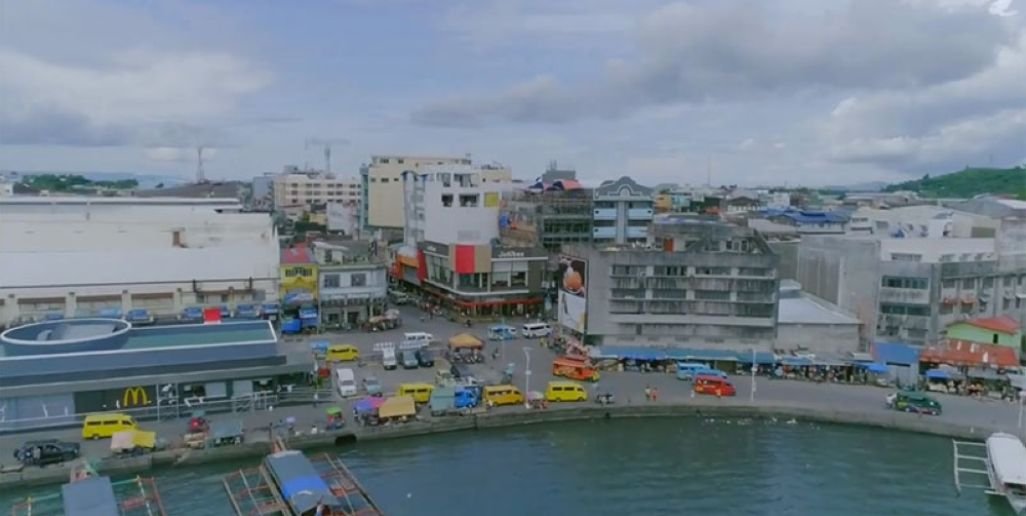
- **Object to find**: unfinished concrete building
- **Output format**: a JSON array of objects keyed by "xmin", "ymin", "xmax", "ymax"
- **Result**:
[{"xmin": 563, "ymin": 217, "xmax": 779, "ymax": 350}]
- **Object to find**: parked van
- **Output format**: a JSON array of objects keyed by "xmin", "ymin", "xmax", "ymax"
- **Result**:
[
  {"xmin": 484, "ymin": 385, "xmax": 524, "ymax": 407},
  {"xmin": 544, "ymin": 381, "xmax": 588, "ymax": 403},
  {"xmin": 335, "ymin": 368, "xmax": 358, "ymax": 397},
  {"xmin": 382, "ymin": 348, "xmax": 398, "ymax": 370},
  {"xmin": 398, "ymin": 382, "xmax": 435, "ymax": 404},
  {"xmin": 326, "ymin": 344, "xmax": 360, "ymax": 363},
  {"xmin": 675, "ymin": 362, "xmax": 727, "ymax": 381},
  {"xmin": 402, "ymin": 332, "xmax": 434, "ymax": 347},
  {"xmin": 693, "ymin": 375, "xmax": 736, "ymax": 397},
  {"xmin": 82, "ymin": 413, "xmax": 137, "ymax": 440},
  {"xmin": 521, "ymin": 322, "xmax": 552, "ymax": 338}
]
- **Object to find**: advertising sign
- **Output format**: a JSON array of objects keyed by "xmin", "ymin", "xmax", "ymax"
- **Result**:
[{"xmin": 557, "ymin": 256, "xmax": 587, "ymax": 333}]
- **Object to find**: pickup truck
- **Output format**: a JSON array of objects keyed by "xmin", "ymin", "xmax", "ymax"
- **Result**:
[{"xmin": 429, "ymin": 386, "xmax": 481, "ymax": 417}]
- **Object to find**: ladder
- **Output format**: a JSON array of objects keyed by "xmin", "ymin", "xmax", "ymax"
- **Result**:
[{"xmin": 952, "ymin": 440, "xmax": 995, "ymax": 494}]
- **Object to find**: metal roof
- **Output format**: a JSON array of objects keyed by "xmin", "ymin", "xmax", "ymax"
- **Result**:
[
  {"xmin": 987, "ymin": 433, "xmax": 1026, "ymax": 486},
  {"xmin": 872, "ymin": 341, "xmax": 921, "ymax": 366},
  {"xmin": 778, "ymin": 294, "xmax": 860, "ymax": 325}
]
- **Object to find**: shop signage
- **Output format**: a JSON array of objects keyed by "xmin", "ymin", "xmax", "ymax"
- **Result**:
[
  {"xmin": 492, "ymin": 246, "xmax": 547, "ymax": 259},
  {"xmin": 122, "ymin": 386, "xmax": 151, "ymax": 407},
  {"xmin": 421, "ymin": 241, "xmax": 450, "ymax": 257}
]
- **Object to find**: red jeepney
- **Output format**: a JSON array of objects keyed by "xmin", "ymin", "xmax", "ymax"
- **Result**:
[
  {"xmin": 551, "ymin": 356, "xmax": 600, "ymax": 382},
  {"xmin": 693, "ymin": 375, "xmax": 736, "ymax": 397}
]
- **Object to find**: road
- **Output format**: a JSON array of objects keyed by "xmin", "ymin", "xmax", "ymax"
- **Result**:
[{"xmin": 2, "ymin": 306, "xmax": 1023, "ymax": 468}]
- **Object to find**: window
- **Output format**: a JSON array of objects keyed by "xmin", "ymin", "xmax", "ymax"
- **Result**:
[
  {"xmin": 511, "ymin": 271, "xmax": 527, "ymax": 287},
  {"xmin": 351, "ymin": 273, "xmax": 367, "ymax": 287},
  {"xmin": 962, "ymin": 278, "xmax": 975, "ymax": 289},
  {"xmin": 381, "ymin": 178, "xmax": 389, "ymax": 184},
  {"xmin": 380, "ymin": 158, "xmax": 390, "ymax": 164},
  {"xmin": 441, "ymin": 194, "xmax": 453, "ymax": 207},
  {"xmin": 890, "ymin": 253, "xmax": 922, "ymax": 262},
  {"xmin": 323, "ymin": 274, "xmax": 340, "ymax": 288},
  {"xmin": 942, "ymin": 279, "xmax": 956, "ymax": 289},
  {"xmin": 397, "ymin": 158, "xmax": 404, "ymax": 164},
  {"xmin": 881, "ymin": 276, "xmax": 928, "ymax": 290},
  {"xmin": 982, "ymin": 277, "xmax": 994, "ymax": 288},
  {"xmin": 459, "ymin": 194, "xmax": 479, "ymax": 207}
]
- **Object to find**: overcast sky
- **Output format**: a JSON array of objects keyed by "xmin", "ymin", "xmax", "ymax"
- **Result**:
[{"xmin": 0, "ymin": 0, "xmax": 1023, "ymax": 186}]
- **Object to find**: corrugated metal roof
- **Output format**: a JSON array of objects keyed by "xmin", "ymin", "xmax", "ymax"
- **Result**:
[
  {"xmin": 872, "ymin": 341, "xmax": 920, "ymax": 366},
  {"xmin": 778, "ymin": 295, "xmax": 860, "ymax": 325},
  {"xmin": 920, "ymin": 339, "xmax": 1018, "ymax": 368},
  {"xmin": 280, "ymin": 246, "xmax": 313, "ymax": 264},
  {"xmin": 959, "ymin": 315, "xmax": 1020, "ymax": 335}
]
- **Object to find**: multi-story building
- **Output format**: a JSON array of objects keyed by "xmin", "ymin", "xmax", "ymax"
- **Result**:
[
  {"xmin": 250, "ymin": 173, "xmax": 275, "ymax": 210},
  {"xmin": 361, "ymin": 155, "xmax": 512, "ymax": 230},
  {"xmin": 592, "ymin": 176, "xmax": 653, "ymax": 245},
  {"xmin": 797, "ymin": 216, "xmax": 1026, "ymax": 346},
  {"xmin": 847, "ymin": 205, "xmax": 999, "ymax": 238},
  {"xmin": 394, "ymin": 165, "xmax": 546, "ymax": 316},
  {"xmin": 312, "ymin": 240, "xmax": 387, "ymax": 326},
  {"xmin": 0, "ymin": 197, "xmax": 279, "ymax": 326},
  {"xmin": 500, "ymin": 182, "xmax": 593, "ymax": 252},
  {"xmin": 271, "ymin": 167, "xmax": 361, "ymax": 210},
  {"xmin": 561, "ymin": 218, "xmax": 779, "ymax": 350}
]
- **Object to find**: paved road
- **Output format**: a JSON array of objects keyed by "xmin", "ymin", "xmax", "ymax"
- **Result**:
[{"xmin": 2, "ymin": 306, "xmax": 1023, "ymax": 468}]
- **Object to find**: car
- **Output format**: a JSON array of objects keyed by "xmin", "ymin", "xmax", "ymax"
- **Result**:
[
  {"xmin": 363, "ymin": 376, "xmax": 383, "ymax": 397},
  {"xmin": 416, "ymin": 348, "xmax": 435, "ymax": 367},
  {"xmin": 401, "ymin": 350, "xmax": 419, "ymax": 369},
  {"xmin": 450, "ymin": 363, "xmax": 476, "ymax": 383},
  {"xmin": 14, "ymin": 439, "xmax": 80, "ymax": 467}
]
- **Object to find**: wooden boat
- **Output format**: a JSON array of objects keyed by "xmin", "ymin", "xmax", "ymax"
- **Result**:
[{"xmin": 953, "ymin": 432, "xmax": 1026, "ymax": 514}]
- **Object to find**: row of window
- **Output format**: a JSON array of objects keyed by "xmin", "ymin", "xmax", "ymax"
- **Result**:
[
  {"xmin": 881, "ymin": 276, "xmax": 928, "ymax": 290},
  {"xmin": 879, "ymin": 303, "xmax": 930, "ymax": 316},
  {"xmin": 942, "ymin": 275, "xmax": 1026, "ymax": 289}
]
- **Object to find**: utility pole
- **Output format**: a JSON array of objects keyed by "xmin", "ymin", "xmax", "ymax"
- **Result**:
[
  {"xmin": 523, "ymin": 347, "xmax": 532, "ymax": 408},
  {"xmin": 196, "ymin": 146, "xmax": 206, "ymax": 183}
]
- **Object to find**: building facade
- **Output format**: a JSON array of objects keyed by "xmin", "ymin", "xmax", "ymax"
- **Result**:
[
  {"xmin": 562, "ymin": 219, "xmax": 779, "ymax": 350},
  {"xmin": 0, "ymin": 197, "xmax": 279, "ymax": 326},
  {"xmin": 362, "ymin": 155, "xmax": 512, "ymax": 230},
  {"xmin": 500, "ymin": 185, "xmax": 593, "ymax": 252},
  {"xmin": 798, "ymin": 219, "xmax": 1026, "ymax": 347},
  {"xmin": 280, "ymin": 246, "xmax": 319, "ymax": 314},
  {"xmin": 762, "ymin": 208, "xmax": 849, "ymax": 234},
  {"xmin": 271, "ymin": 168, "xmax": 361, "ymax": 210},
  {"xmin": 592, "ymin": 176, "xmax": 654, "ymax": 245},
  {"xmin": 402, "ymin": 165, "xmax": 511, "ymax": 246},
  {"xmin": 313, "ymin": 240, "xmax": 388, "ymax": 326}
]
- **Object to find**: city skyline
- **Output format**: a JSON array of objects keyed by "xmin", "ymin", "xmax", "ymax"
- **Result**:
[{"xmin": 0, "ymin": 0, "xmax": 1023, "ymax": 186}]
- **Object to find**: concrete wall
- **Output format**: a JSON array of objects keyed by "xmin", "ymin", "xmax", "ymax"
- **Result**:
[
  {"xmin": 946, "ymin": 323, "xmax": 1020, "ymax": 347},
  {"xmin": 365, "ymin": 156, "xmax": 470, "ymax": 229},
  {"xmin": 797, "ymin": 236, "xmax": 880, "ymax": 346},
  {"xmin": 768, "ymin": 241, "xmax": 799, "ymax": 280},
  {"xmin": 776, "ymin": 323, "xmax": 860, "ymax": 355}
]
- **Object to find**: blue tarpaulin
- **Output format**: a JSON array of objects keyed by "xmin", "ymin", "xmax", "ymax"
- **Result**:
[
  {"xmin": 872, "ymin": 341, "xmax": 920, "ymax": 366},
  {"xmin": 780, "ymin": 357, "xmax": 814, "ymax": 367},
  {"xmin": 863, "ymin": 363, "xmax": 889, "ymax": 374},
  {"xmin": 925, "ymin": 368, "xmax": 952, "ymax": 380}
]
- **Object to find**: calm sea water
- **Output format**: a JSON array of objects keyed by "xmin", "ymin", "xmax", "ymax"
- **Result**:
[{"xmin": 2, "ymin": 418, "xmax": 1015, "ymax": 515}]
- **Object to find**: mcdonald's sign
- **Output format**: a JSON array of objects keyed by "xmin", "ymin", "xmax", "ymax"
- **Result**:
[{"xmin": 122, "ymin": 386, "xmax": 150, "ymax": 407}]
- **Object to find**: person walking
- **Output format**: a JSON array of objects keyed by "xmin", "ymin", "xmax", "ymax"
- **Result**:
[{"xmin": 644, "ymin": 385, "xmax": 652, "ymax": 402}]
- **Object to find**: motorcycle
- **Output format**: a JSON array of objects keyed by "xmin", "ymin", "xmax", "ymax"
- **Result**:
[{"xmin": 595, "ymin": 393, "xmax": 616, "ymax": 406}]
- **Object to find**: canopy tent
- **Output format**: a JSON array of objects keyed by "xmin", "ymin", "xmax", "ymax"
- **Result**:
[
  {"xmin": 354, "ymin": 397, "xmax": 386, "ymax": 415},
  {"xmin": 378, "ymin": 395, "xmax": 417, "ymax": 419},
  {"xmin": 857, "ymin": 363, "xmax": 889, "ymax": 374},
  {"xmin": 448, "ymin": 333, "xmax": 484, "ymax": 350},
  {"xmin": 925, "ymin": 368, "xmax": 956, "ymax": 381}
]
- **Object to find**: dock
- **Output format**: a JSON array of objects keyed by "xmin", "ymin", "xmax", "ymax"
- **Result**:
[{"xmin": 223, "ymin": 440, "xmax": 383, "ymax": 516}]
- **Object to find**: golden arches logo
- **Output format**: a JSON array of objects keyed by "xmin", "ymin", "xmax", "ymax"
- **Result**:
[{"xmin": 122, "ymin": 387, "xmax": 150, "ymax": 407}]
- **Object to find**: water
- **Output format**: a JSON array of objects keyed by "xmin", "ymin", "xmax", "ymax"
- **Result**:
[{"xmin": 2, "ymin": 418, "xmax": 1014, "ymax": 515}]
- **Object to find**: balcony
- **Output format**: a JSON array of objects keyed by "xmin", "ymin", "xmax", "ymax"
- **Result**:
[
  {"xmin": 593, "ymin": 226, "xmax": 616, "ymax": 239},
  {"xmin": 626, "ymin": 226, "xmax": 647, "ymax": 239},
  {"xmin": 593, "ymin": 208, "xmax": 617, "ymax": 221},
  {"xmin": 627, "ymin": 208, "xmax": 653, "ymax": 220}
]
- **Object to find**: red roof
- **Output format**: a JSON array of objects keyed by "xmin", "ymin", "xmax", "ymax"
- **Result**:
[
  {"xmin": 920, "ymin": 339, "xmax": 1018, "ymax": 368},
  {"xmin": 280, "ymin": 246, "xmax": 313, "ymax": 264},
  {"xmin": 961, "ymin": 315, "xmax": 1020, "ymax": 335}
]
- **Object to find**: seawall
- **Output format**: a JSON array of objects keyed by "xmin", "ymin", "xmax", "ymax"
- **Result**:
[{"xmin": 0, "ymin": 401, "xmax": 994, "ymax": 490}]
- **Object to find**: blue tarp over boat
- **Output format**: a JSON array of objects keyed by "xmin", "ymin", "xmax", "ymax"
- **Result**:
[
  {"xmin": 62, "ymin": 476, "xmax": 118, "ymax": 516},
  {"xmin": 265, "ymin": 450, "xmax": 340, "ymax": 515}
]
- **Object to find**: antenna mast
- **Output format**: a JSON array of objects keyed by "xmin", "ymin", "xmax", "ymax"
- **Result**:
[{"xmin": 196, "ymin": 146, "xmax": 206, "ymax": 183}]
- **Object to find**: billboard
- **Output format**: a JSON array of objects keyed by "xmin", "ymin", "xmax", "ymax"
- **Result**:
[{"xmin": 557, "ymin": 256, "xmax": 587, "ymax": 333}]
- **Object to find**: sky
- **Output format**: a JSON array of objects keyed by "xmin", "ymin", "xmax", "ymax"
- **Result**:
[{"xmin": 0, "ymin": 0, "xmax": 1024, "ymax": 187}]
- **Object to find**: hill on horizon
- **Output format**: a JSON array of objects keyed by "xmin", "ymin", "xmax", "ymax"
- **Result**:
[{"xmin": 883, "ymin": 166, "xmax": 1026, "ymax": 199}]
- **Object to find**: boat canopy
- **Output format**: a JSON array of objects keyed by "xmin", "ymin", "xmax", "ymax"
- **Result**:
[
  {"xmin": 448, "ymin": 333, "xmax": 484, "ymax": 350},
  {"xmin": 265, "ymin": 451, "xmax": 340, "ymax": 514},
  {"xmin": 379, "ymin": 395, "xmax": 416, "ymax": 419},
  {"xmin": 988, "ymin": 433, "xmax": 1026, "ymax": 486},
  {"xmin": 62, "ymin": 476, "xmax": 119, "ymax": 516}
]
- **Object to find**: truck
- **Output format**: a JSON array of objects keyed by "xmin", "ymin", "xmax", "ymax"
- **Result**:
[{"xmin": 429, "ymin": 386, "xmax": 482, "ymax": 417}]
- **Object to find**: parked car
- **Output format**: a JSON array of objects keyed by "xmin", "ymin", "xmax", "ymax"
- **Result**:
[
  {"xmin": 401, "ymin": 350, "xmax": 419, "ymax": 369},
  {"xmin": 363, "ymin": 376, "xmax": 383, "ymax": 397},
  {"xmin": 14, "ymin": 439, "xmax": 80, "ymax": 466},
  {"xmin": 416, "ymin": 348, "xmax": 435, "ymax": 367}
]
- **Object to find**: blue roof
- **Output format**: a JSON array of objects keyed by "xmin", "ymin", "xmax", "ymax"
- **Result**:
[
  {"xmin": 763, "ymin": 208, "xmax": 848, "ymax": 224},
  {"xmin": 595, "ymin": 346, "xmax": 773, "ymax": 364},
  {"xmin": 872, "ymin": 341, "xmax": 920, "ymax": 366}
]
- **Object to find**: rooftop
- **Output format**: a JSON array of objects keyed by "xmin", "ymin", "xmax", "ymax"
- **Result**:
[
  {"xmin": 281, "ymin": 246, "xmax": 314, "ymax": 265},
  {"xmin": 957, "ymin": 315, "xmax": 1021, "ymax": 335},
  {"xmin": 777, "ymin": 283, "xmax": 859, "ymax": 325},
  {"xmin": 762, "ymin": 208, "xmax": 849, "ymax": 224},
  {"xmin": 0, "ymin": 196, "xmax": 242, "ymax": 207}
]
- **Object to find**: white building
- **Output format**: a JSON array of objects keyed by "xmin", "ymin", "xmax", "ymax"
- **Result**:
[
  {"xmin": 402, "ymin": 165, "xmax": 512, "ymax": 246},
  {"xmin": 848, "ymin": 205, "xmax": 1000, "ymax": 238},
  {"xmin": 0, "ymin": 181, "xmax": 13, "ymax": 197},
  {"xmin": 0, "ymin": 197, "xmax": 280, "ymax": 325},
  {"xmin": 361, "ymin": 155, "xmax": 511, "ymax": 230},
  {"xmin": 326, "ymin": 202, "xmax": 360, "ymax": 236},
  {"xmin": 312, "ymin": 240, "xmax": 387, "ymax": 326},
  {"xmin": 271, "ymin": 168, "xmax": 361, "ymax": 210}
]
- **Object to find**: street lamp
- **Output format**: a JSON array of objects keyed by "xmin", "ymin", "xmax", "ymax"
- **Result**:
[
  {"xmin": 523, "ymin": 347, "xmax": 532, "ymax": 409},
  {"xmin": 749, "ymin": 348, "xmax": 757, "ymax": 403}
]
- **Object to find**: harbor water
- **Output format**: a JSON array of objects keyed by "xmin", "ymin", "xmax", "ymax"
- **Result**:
[{"xmin": 1, "ymin": 418, "xmax": 1015, "ymax": 515}]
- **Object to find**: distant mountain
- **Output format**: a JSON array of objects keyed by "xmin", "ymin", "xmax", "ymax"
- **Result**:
[
  {"xmin": 883, "ymin": 167, "xmax": 1026, "ymax": 199},
  {"xmin": 820, "ymin": 181, "xmax": 888, "ymax": 192}
]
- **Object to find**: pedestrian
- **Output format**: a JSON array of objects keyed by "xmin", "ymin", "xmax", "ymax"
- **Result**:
[
  {"xmin": 651, "ymin": 387, "xmax": 659, "ymax": 402},
  {"xmin": 312, "ymin": 391, "xmax": 319, "ymax": 407},
  {"xmin": 644, "ymin": 385, "xmax": 652, "ymax": 401}
]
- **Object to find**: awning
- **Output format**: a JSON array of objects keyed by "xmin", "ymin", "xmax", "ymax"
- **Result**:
[
  {"xmin": 925, "ymin": 368, "xmax": 954, "ymax": 381},
  {"xmin": 862, "ymin": 363, "xmax": 889, "ymax": 374},
  {"xmin": 448, "ymin": 333, "xmax": 484, "ymax": 350},
  {"xmin": 967, "ymin": 367, "xmax": 1007, "ymax": 381},
  {"xmin": 379, "ymin": 395, "xmax": 416, "ymax": 419},
  {"xmin": 872, "ymin": 341, "xmax": 920, "ymax": 366},
  {"xmin": 354, "ymin": 397, "xmax": 385, "ymax": 414}
]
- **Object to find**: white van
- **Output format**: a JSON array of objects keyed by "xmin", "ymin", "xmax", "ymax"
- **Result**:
[
  {"xmin": 335, "ymin": 368, "xmax": 357, "ymax": 397},
  {"xmin": 521, "ymin": 322, "xmax": 552, "ymax": 338},
  {"xmin": 382, "ymin": 348, "xmax": 398, "ymax": 370},
  {"xmin": 402, "ymin": 332, "xmax": 434, "ymax": 348}
]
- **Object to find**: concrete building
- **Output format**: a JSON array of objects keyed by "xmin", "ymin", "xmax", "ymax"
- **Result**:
[
  {"xmin": 0, "ymin": 318, "xmax": 311, "ymax": 431},
  {"xmin": 326, "ymin": 202, "xmax": 360, "ymax": 236},
  {"xmin": 848, "ymin": 205, "xmax": 999, "ymax": 238},
  {"xmin": 394, "ymin": 165, "xmax": 545, "ymax": 315},
  {"xmin": 949, "ymin": 196, "xmax": 1026, "ymax": 219},
  {"xmin": 0, "ymin": 197, "xmax": 279, "ymax": 327},
  {"xmin": 313, "ymin": 240, "xmax": 387, "ymax": 326},
  {"xmin": 500, "ymin": 182, "xmax": 593, "ymax": 252},
  {"xmin": 592, "ymin": 176, "xmax": 654, "ymax": 245},
  {"xmin": 797, "ymin": 218, "xmax": 1026, "ymax": 347},
  {"xmin": 251, "ymin": 173, "xmax": 275, "ymax": 210},
  {"xmin": 271, "ymin": 167, "xmax": 361, "ymax": 210},
  {"xmin": 562, "ymin": 219, "xmax": 779, "ymax": 350},
  {"xmin": 776, "ymin": 280, "xmax": 861, "ymax": 355},
  {"xmin": 361, "ymin": 155, "xmax": 512, "ymax": 230}
]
